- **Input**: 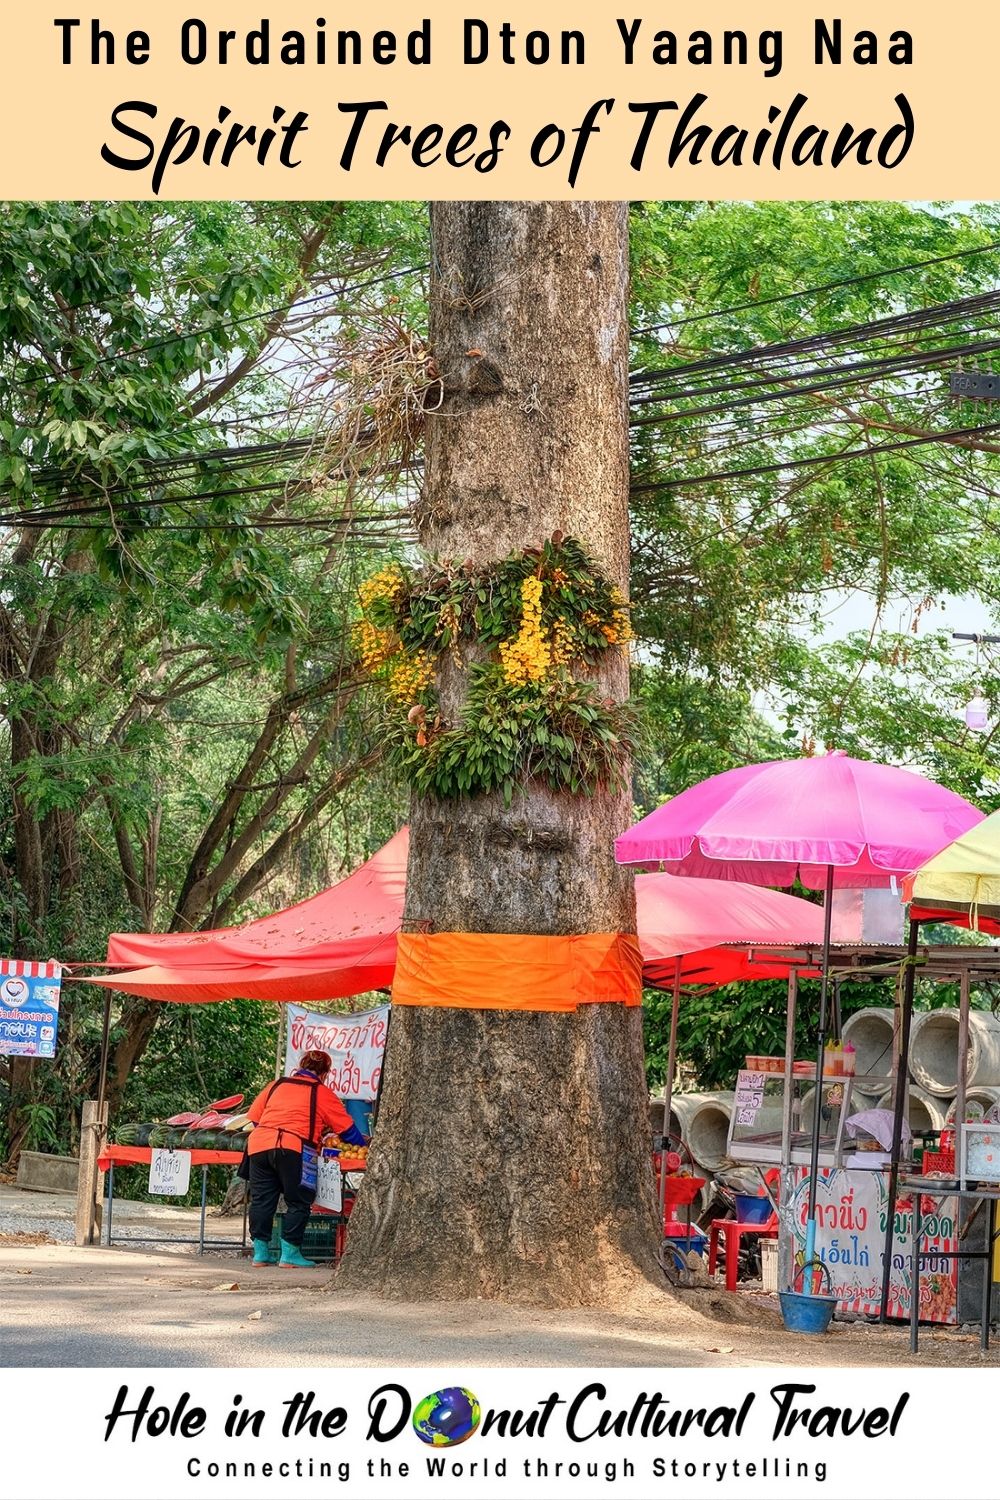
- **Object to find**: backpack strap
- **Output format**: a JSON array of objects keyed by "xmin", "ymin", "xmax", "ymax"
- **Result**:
[
  {"xmin": 262, "ymin": 1075, "xmax": 321, "ymax": 1150},
  {"xmin": 307, "ymin": 1078, "xmax": 318, "ymax": 1149}
]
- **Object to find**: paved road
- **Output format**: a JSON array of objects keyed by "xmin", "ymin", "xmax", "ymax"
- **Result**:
[
  {"xmin": 4, "ymin": 1186, "xmax": 993, "ymax": 1369},
  {"xmin": 1, "ymin": 1242, "xmax": 759, "ymax": 1367},
  {"xmin": 2, "ymin": 1239, "xmax": 989, "ymax": 1368}
]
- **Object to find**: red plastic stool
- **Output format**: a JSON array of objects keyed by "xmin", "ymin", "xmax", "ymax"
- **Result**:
[{"xmin": 708, "ymin": 1216, "xmax": 778, "ymax": 1291}]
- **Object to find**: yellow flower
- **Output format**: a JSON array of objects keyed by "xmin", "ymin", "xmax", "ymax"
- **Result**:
[
  {"xmin": 551, "ymin": 616, "xmax": 576, "ymax": 669},
  {"xmin": 358, "ymin": 565, "xmax": 405, "ymax": 611},
  {"xmin": 386, "ymin": 649, "xmax": 435, "ymax": 705},
  {"xmin": 611, "ymin": 606, "xmax": 632, "ymax": 645},
  {"xmin": 499, "ymin": 576, "xmax": 551, "ymax": 686},
  {"xmin": 353, "ymin": 619, "xmax": 397, "ymax": 673}
]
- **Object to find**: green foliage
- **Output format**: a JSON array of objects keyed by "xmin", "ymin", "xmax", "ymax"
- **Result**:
[
  {"xmin": 0, "ymin": 201, "xmax": 423, "ymax": 1162},
  {"xmin": 9, "ymin": 198, "xmax": 1000, "ymax": 1161},
  {"xmin": 357, "ymin": 538, "xmax": 637, "ymax": 801},
  {"xmin": 121, "ymin": 999, "xmax": 277, "ymax": 1126},
  {"xmin": 388, "ymin": 664, "xmax": 641, "ymax": 804},
  {"xmin": 17, "ymin": 1102, "xmax": 60, "ymax": 1154},
  {"xmin": 627, "ymin": 200, "xmax": 1000, "ymax": 803},
  {"xmin": 384, "ymin": 536, "xmax": 629, "ymax": 661}
]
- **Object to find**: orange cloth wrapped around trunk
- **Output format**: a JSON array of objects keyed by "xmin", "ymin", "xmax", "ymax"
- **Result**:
[{"xmin": 391, "ymin": 931, "xmax": 643, "ymax": 1012}]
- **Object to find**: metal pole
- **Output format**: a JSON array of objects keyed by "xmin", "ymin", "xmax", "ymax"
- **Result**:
[
  {"xmin": 804, "ymin": 864, "xmax": 836, "ymax": 1271},
  {"xmin": 780, "ymin": 970, "xmax": 798, "ymax": 1167},
  {"xmin": 956, "ymin": 970, "xmax": 970, "ymax": 1133},
  {"xmin": 274, "ymin": 1002, "xmax": 286, "ymax": 1080},
  {"xmin": 910, "ymin": 1190, "xmax": 922, "ymax": 1353},
  {"xmin": 879, "ymin": 916, "xmax": 920, "ymax": 1322},
  {"xmin": 106, "ymin": 1163, "xmax": 114, "ymax": 1247},
  {"xmin": 95, "ymin": 990, "xmax": 112, "ymax": 1122},
  {"xmin": 199, "ymin": 1166, "xmax": 208, "ymax": 1255},
  {"xmin": 984, "ymin": 1198, "xmax": 996, "ymax": 1352},
  {"xmin": 659, "ymin": 957, "xmax": 683, "ymax": 1229}
]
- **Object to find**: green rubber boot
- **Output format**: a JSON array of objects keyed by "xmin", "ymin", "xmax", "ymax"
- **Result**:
[
  {"xmin": 279, "ymin": 1239, "xmax": 316, "ymax": 1268},
  {"xmin": 252, "ymin": 1238, "xmax": 278, "ymax": 1266}
]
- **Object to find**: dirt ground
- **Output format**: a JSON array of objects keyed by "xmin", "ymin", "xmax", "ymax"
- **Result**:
[
  {"xmin": 2, "ymin": 1238, "xmax": 997, "ymax": 1369},
  {"xmin": 3, "ymin": 1182, "xmax": 995, "ymax": 1369}
]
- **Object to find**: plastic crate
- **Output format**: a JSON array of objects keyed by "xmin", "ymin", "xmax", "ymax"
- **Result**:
[
  {"xmin": 760, "ymin": 1238, "xmax": 779, "ymax": 1293},
  {"xmin": 922, "ymin": 1150, "xmax": 955, "ymax": 1176},
  {"xmin": 268, "ymin": 1213, "xmax": 341, "ymax": 1264}
]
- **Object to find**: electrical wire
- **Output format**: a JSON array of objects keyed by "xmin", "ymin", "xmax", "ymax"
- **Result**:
[
  {"xmin": 631, "ymin": 239, "xmax": 1000, "ymax": 337},
  {"xmin": 631, "ymin": 419, "xmax": 1000, "ymax": 494}
]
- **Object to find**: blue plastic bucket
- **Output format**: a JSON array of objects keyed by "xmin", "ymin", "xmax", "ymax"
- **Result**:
[
  {"xmin": 664, "ymin": 1229, "xmax": 707, "ymax": 1256},
  {"xmin": 734, "ymin": 1193, "xmax": 772, "ymax": 1224},
  {"xmin": 779, "ymin": 1260, "xmax": 837, "ymax": 1336}
]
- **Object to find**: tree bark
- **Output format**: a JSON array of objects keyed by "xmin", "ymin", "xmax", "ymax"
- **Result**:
[{"xmin": 340, "ymin": 203, "xmax": 662, "ymax": 1306}]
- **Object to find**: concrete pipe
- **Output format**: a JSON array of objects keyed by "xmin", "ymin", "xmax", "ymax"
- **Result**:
[
  {"xmin": 842, "ymin": 1007, "xmax": 896, "ymax": 1080},
  {"xmin": 910, "ymin": 1009, "xmax": 1000, "ymax": 1097},
  {"xmin": 648, "ymin": 1097, "xmax": 666, "ymax": 1148},
  {"xmin": 945, "ymin": 1087, "xmax": 1000, "ymax": 1123},
  {"xmin": 664, "ymin": 1092, "xmax": 706, "ymax": 1148},
  {"xmin": 685, "ymin": 1093, "xmax": 736, "ymax": 1172},
  {"xmin": 874, "ymin": 1085, "xmax": 948, "ymax": 1135}
]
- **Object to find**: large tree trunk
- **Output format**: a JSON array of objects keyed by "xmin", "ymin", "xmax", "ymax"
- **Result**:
[{"xmin": 340, "ymin": 202, "xmax": 662, "ymax": 1306}]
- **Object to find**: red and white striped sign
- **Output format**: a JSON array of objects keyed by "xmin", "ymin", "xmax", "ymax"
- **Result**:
[{"xmin": 0, "ymin": 960, "xmax": 62, "ymax": 980}]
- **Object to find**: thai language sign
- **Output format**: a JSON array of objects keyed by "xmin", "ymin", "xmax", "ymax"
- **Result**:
[
  {"xmin": 734, "ymin": 1069, "xmax": 767, "ymax": 1128},
  {"xmin": 284, "ymin": 1003, "xmax": 388, "ymax": 1103},
  {"xmin": 147, "ymin": 1149, "xmax": 192, "ymax": 1197},
  {"xmin": 0, "ymin": 960, "xmax": 62, "ymax": 1058},
  {"xmin": 790, "ymin": 1166, "xmax": 958, "ymax": 1323}
]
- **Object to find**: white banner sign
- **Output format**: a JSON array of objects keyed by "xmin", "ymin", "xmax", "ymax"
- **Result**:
[
  {"xmin": 2, "ymin": 1366, "xmax": 999, "ymax": 1500},
  {"xmin": 284, "ymin": 1003, "xmax": 388, "ymax": 1102},
  {"xmin": 147, "ymin": 1149, "xmax": 192, "ymax": 1197}
]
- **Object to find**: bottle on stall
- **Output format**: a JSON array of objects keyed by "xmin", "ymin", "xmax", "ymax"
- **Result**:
[{"xmin": 843, "ymin": 1040, "xmax": 856, "ymax": 1076}]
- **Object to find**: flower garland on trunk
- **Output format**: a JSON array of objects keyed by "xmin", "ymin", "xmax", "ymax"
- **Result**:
[{"xmin": 354, "ymin": 536, "xmax": 639, "ymax": 802}]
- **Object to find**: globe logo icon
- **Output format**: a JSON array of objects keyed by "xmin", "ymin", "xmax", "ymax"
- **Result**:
[{"xmin": 412, "ymin": 1387, "xmax": 481, "ymax": 1446}]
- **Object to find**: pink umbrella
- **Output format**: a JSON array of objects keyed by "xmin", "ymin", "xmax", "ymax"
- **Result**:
[
  {"xmin": 617, "ymin": 751, "xmax": 983, "ymax": 1281},
  {"xmin": 616, "ymin": 751, "xmax": 982, "ymax": 888}
]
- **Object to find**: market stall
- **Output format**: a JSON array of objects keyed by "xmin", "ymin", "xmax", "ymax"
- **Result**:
[
  {"xmin": 886, "ymin": 807, "xmax": 1000, "ymax": 1345},
  {"xmin": 616, "ymin": 751, "xmax": 987, "ymax": 1325},
  {"xmin": 78, "ymin": 836, "xmax": 406, "ymax": 1253},
  {"xmin": 83, "ymin": 827, "xmax": 826, "ymax": 1256},
  {"xmin": 707, "ymin": 936, "xmax": 1000, "ymax": 1328}
]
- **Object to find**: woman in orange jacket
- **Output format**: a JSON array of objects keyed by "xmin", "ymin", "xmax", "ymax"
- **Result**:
[{"xmin": 245, "ymin": 1048, "xmax": 367, "ymax": 1267}]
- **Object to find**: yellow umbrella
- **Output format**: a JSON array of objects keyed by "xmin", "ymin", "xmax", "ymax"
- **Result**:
[{"xmin": 903, "ymin": 808, "xmax": 1000, "ymax": 926}]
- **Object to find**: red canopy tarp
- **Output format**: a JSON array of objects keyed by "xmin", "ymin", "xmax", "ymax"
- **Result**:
[
  {"xmin": 98, "ymin": 830, "xmax": 407, "ymax": 1003},
  {"xmin": 87, "ymin": 829, "xmax": 824, "ymax": 1002}
]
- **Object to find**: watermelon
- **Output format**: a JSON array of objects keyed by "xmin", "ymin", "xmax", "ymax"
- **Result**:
[{"xmin": 208, "ymin": 1094, "xmax": 244, "ymax": 1112}]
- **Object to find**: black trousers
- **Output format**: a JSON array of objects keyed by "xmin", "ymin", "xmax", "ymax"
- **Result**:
[{"xmin": 248, "ymin": 1147, "xmax": 315, "ymax": 1247}]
